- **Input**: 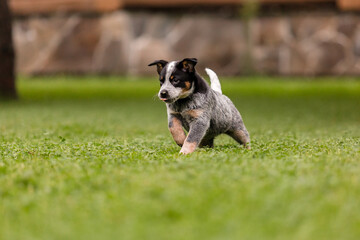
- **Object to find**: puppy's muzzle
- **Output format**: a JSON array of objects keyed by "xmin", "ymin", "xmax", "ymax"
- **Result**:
[{"xmin": 159, "ymin": 90, "xmax": 170, "ymax": 101}]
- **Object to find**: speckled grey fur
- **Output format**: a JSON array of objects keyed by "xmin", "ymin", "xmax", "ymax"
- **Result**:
[
  {"xmin": 166, "ymin": 72, "xmax": 250, "ymax": 150},
  {"xmin": 149, "ymin": 58, "xmax": 250, "ymax": 153}
]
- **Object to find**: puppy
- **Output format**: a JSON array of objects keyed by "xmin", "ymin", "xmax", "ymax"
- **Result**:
[{"xmin": 149, "ymin": 58, "xmax": 250, "ymax": 154}]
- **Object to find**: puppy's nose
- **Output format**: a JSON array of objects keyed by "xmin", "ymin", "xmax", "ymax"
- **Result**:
[{"xmin": 160, "ymin": 90, "xmax": 169, "ymax": 99}]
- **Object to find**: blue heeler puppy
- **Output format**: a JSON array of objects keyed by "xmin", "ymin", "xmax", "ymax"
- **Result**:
[{"xmin": 148, "ymin": 58, "xmax": 250, "ymax": 154}]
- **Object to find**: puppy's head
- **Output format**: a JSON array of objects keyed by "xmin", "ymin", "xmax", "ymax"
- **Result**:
[{"xmin": 148, "ymin": 58, "xmax": 197, "ymax": 103}]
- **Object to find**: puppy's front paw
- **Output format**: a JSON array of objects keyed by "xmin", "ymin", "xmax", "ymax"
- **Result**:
[
  {"xmin": 179, "ymin": 142, "xmax": 197, "ymax": 155},
  {"xmin": 179, "ymin": 149, "xmax": 190, "ymax": 155}
]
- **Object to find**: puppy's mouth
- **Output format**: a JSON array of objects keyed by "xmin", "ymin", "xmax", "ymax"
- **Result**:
[{"xmin": 159, "ymin": 97, "xmax": 175, "ymax": 103}]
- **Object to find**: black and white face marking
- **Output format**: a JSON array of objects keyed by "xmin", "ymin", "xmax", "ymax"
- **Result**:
[{"xmin": 158, "ymin": 61, "xmax": 195, "ymax": 103}]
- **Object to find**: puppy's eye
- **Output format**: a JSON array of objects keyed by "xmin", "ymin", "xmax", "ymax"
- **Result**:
[{"xmin": 172, "ymin": 78, "xmax": 179, "ymax": 84}]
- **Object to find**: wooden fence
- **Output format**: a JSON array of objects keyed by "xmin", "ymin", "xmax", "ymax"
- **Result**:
[{"xmin": 9, "ymin": 0, "xmax": 360, "ymax": 15}]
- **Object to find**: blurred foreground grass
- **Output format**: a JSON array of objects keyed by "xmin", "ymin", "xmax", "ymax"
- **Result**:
[{"xmin": 0, "ymin": 76, "xmax": 359, "ymax": 240}]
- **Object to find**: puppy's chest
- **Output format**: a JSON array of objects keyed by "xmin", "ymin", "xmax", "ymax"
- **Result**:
[
  {"xmin": 179, "ymin": 109, "xmax": 205, "ymax": 131},
  {"xmin": 170, "ymin": 108, "xmax": 205, "ymax": 121}
]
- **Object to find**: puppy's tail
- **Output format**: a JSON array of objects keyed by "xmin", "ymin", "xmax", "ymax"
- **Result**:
[{"xmin": 205, "ymin": 68, "xmax": 222, "ymax": 94}]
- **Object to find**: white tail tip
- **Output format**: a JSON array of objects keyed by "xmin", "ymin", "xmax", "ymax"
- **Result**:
[{"xmin": 205, "ymin": 68, "xmax": 222, "ymax": 94}]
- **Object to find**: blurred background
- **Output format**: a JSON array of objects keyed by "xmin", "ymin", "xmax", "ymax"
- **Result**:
[
  {"xmin": 7, "ymin": 0, "xmax": 360, "ymax": 77},
  {"xmin": 1, "ymin": 3, "xmax": 360, "ymax": 239}
]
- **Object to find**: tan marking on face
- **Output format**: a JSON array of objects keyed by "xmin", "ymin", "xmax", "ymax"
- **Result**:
[
  {"xmin": 170, "ymin": 75, "xmax": 174, "ymax": 80},
  {"xmin": 169, "ymin": 117, "xmax": 186, "ymax": 146},
  {"xmin": 180, "ymin": 141, "xmax": 197, "ymax": 155},
  {"xmin": 180, "ymin": 81, "xmax": 192, "ymax": 95},
  {"xmin": 183, "ymin": 61, "xmax": 188, "ymax": 69},
  {"xmin": 186, "ymin": 109, "xmax": 204, "ymax": 118},
  {"xmin": 185, "ymin": 81, "xmax": 191, "ymax": 90}
]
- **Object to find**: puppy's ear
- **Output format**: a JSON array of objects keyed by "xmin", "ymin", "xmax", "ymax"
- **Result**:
[
  {"xmin": 177, "ymin": 58, "xmax": 197, "ymax": 73},
  {"xmin": 148, "ymin": 60, "xmax": 168, "ymax": 74}
]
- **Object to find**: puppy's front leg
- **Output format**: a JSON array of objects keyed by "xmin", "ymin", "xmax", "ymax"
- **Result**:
[
  {"xmin": 168, "ymin": 114, "xmax": 186, "ymax": 147},
  {"xmin": 180, "ymin": 119, "xmax": 210, "ymax": 155}
]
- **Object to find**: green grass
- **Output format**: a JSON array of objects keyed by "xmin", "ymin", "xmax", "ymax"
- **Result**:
[{"xmin": 1, "ymin": 76, "xmax": 359, "ymax": 240}]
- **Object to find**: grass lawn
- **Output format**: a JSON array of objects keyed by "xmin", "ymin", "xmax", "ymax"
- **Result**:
[{"xmin": 0, "ymin": 76, "xmax": 359, "ymax": 240}]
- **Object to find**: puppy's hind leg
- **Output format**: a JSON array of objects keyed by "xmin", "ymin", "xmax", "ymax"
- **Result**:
[{"xmin": 227, "ymin": 128, "xmax": 251, "ymax": 150}]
